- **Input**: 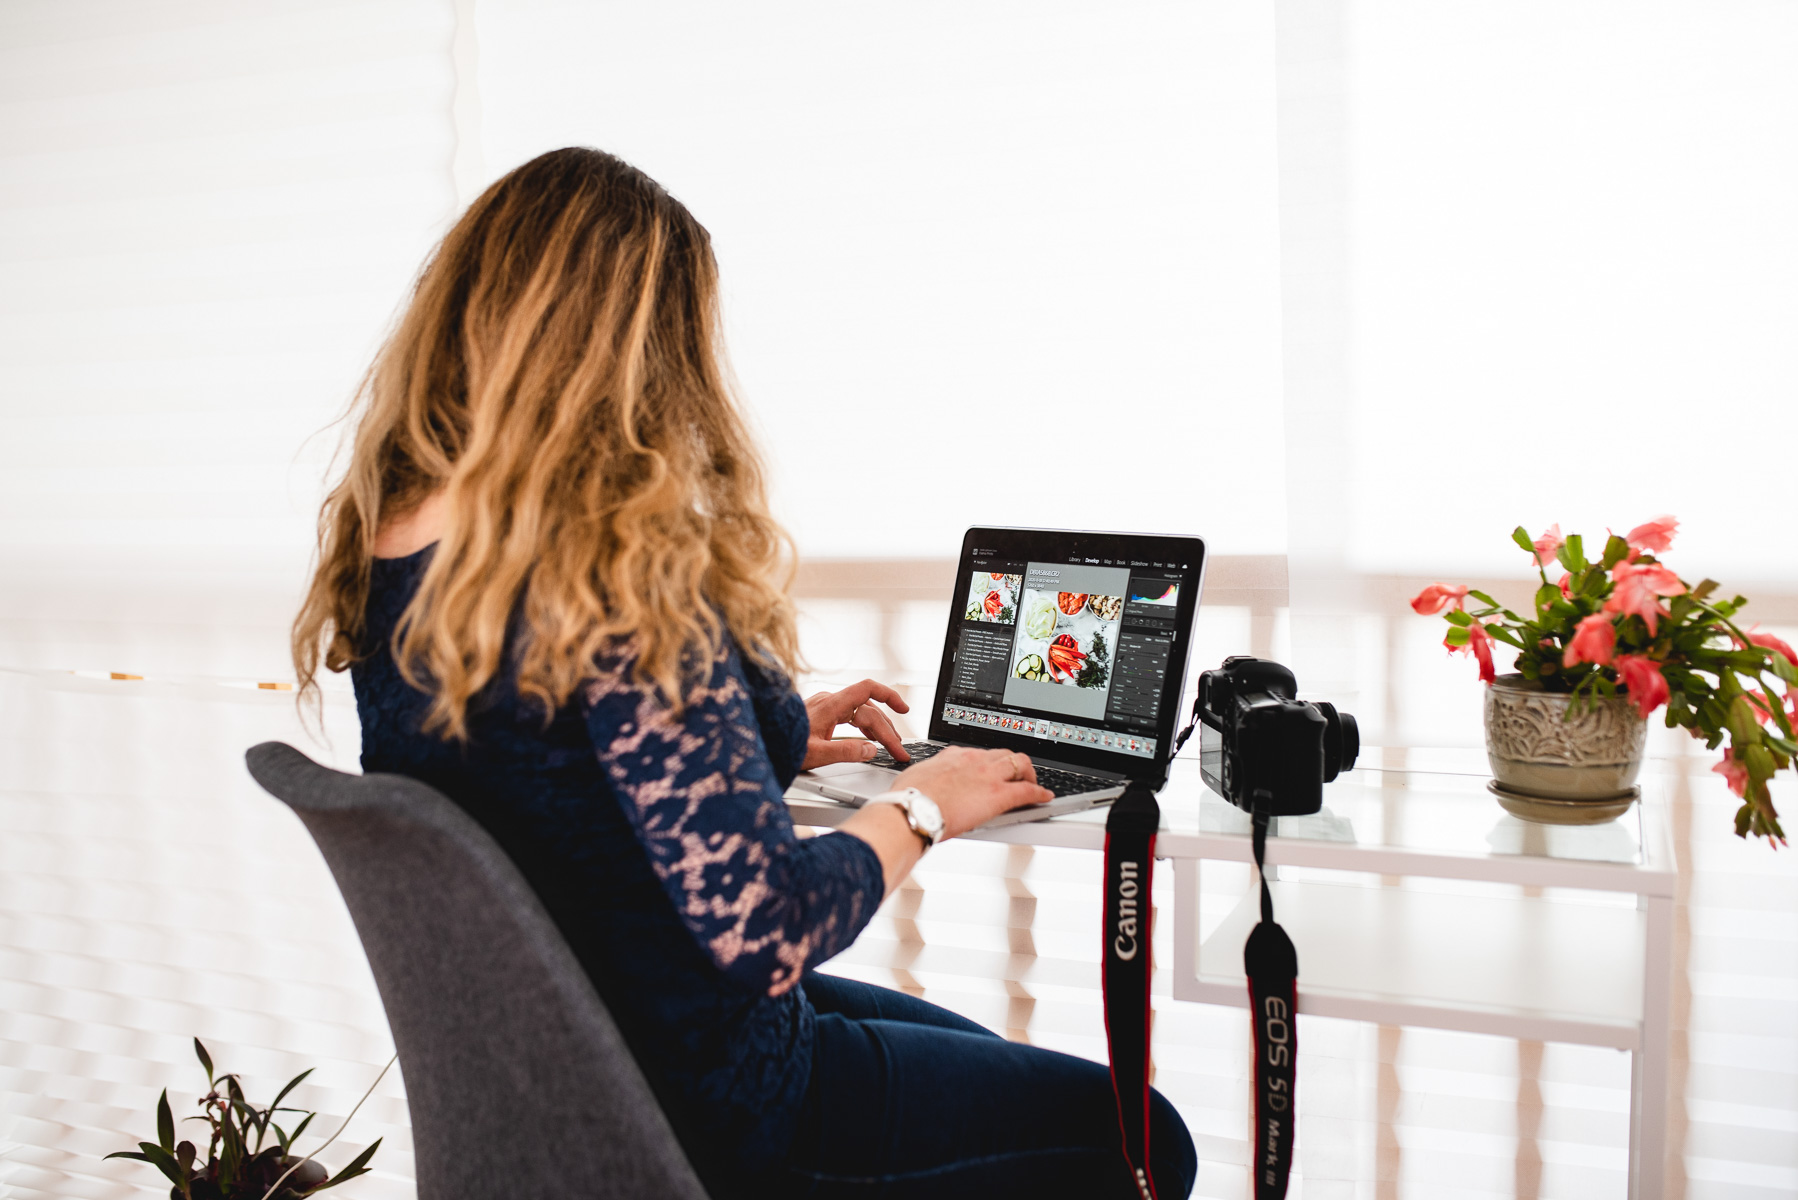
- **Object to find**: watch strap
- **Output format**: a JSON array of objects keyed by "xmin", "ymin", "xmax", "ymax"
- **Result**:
[{"xmin": 867, "ymin": 788, "xmax": 940, "ymax": 847}]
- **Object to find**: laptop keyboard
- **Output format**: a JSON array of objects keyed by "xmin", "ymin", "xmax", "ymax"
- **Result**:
[
  {"xmin": 868, "ymin": 742, "xmax": 944, "ymax": 770},
  {"xmin": 868, "ymin": 742, "xmax": 1116, "ymax": 799}
]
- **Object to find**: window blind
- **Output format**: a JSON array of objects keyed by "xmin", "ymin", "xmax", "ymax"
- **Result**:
[{"xmin": 0, "ymin": 0, "xmax": 458, "ymax": 678}]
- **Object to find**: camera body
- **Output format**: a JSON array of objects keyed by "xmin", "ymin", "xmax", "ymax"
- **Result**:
[{"xmin": 1196, "ymin": 656, "xmax": 1359, "ymax": 816}]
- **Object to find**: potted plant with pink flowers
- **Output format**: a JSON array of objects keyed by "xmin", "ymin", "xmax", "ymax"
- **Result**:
[{"xmin": 1412, "ymin": 516, "xmax": 1790, "ymax": 840}]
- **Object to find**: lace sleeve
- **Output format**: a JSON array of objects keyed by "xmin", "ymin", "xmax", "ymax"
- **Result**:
[{"xmin": 581, "ymin": 642, "xmax": 885, "ymax": 997}]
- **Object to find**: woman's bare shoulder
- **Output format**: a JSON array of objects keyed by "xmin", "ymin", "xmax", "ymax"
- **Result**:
[{"xmin": 372, "ymin": 491, "xmax": 447, "ymax": 559}]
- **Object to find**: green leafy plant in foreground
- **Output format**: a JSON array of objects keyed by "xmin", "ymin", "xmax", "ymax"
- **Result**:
[
  {"xmin": 107, "ymin": 1039, "xmax": 382, "ymax": 1200},
  {"xmin": 1413, "ymin": 515, "xmax": 1792, "ymax": 845}
]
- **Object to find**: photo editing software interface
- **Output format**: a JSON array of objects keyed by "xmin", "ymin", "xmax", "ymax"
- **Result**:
[{"xmin": 944, "ymin": 549, "xmax": 1192, "ymax": 761}]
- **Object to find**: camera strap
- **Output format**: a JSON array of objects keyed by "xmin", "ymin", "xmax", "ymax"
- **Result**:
[
  {"xmin": 1155, "ymin": 699, "xmax": 1300, "ymax": 1198},
  {"xmin": 1103, "ymin": 782, "xmax": 1161, "ymax": 1199},
  {"xmin": 1245, "ymin": 804, "xmax": 1299, "ymax": 1199}
]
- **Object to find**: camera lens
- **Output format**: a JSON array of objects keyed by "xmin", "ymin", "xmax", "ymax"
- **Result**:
[{"xmin": 1314, "ymin": 702, "xmax": 1360, "ymax": 781}]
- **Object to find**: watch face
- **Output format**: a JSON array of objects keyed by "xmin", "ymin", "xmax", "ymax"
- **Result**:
[{"xmin": 910, "ymin": 793, "xmax": 946, "ymax": 842}]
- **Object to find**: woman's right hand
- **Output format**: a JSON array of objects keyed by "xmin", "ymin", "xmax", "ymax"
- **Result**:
[{"xmin": 891, "ymin": 747, "xmax": 1054, "ymax": 840}]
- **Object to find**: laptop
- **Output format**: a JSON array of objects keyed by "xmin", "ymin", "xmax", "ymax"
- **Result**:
[{"xmin": 791, "ymin": 526, "xmax": 1207, "ymax": 826}]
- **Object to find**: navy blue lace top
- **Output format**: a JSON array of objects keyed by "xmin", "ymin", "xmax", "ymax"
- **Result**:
[{"xmin": 350, "ymin": 547, "xmax": 886, "ymax": 1175}]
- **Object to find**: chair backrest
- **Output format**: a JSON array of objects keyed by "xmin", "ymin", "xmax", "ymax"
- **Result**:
[{"xmin": 245, "ymin": 741, "xmax": 711, "ymax": 1200}]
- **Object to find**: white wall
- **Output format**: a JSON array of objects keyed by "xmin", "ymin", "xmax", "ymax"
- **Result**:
[
  {"xmin": 472, "ymin": 0, "xmax": 1288, "ymax": 559},
  {"xmin": 0, "ymin": 1, "xmax": 458, "ymax": 677},
  {"xmin": 1343, "ymin": 0, "xmax": 1798, "ymax": 582},
  {"xmin": 0, "ymin": 0, "xmax": 458, "ymax": 567},
  {"xmin": 4, "ymin": 0, "xmax": 1798, "ymax": 686}
]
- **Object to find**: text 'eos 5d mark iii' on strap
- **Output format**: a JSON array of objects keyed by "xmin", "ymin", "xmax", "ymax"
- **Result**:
[{"xmin": 1245, "ymin": 808, "xmax": 1298, "ymax": 1199}]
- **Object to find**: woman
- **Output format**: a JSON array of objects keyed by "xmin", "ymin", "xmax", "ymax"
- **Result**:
[{"xmin": 294, "ymin": 147, "xmax": 1195, "ymax": 1198}]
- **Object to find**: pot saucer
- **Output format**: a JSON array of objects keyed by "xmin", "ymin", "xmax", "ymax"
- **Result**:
[{"xmin": 1487, "ymin": 780, "xmax": 1638, "ymax": 826}]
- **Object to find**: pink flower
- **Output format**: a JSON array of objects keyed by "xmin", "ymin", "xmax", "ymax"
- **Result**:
[
  {"xmin": 1605, "ymin": 560, "xmax": 1685, "ymax": 634},
  {"xmin": 1446, "ymin": 618, "xmax": 1497, "ymax": 684},
  {"xmin": 1532, "ymin": 523, "xmax": 1564, "ymax": 568},
  {"xmin": 1563, "ymin": 614, "xmax": 1616, "ymax": 668},
  {"xmin": 1625, "ymin": 515, "xmax": 1679, "ymax": 557},
  {"xmin": 1614, "ymin": 654, "xmax": 1671, "ymax": 717},
  {"xmin": 1713, "ymin": 748, "xmax": 1749, "ymax": 798},
  {"xmin": 1470, "ymin": 621, "xmax": 1496, "ymax": 684},
  {"xmin": 1557, "ymin": 572, "xmax": 1573, "ymax": 599},
  {"xmin": 1749, "ymin": 630, "xmax": 1798, "ymax": 668},
  {"xmin": 1411, "ymin": 583, "xmax": 1470, "ymax": 616}
]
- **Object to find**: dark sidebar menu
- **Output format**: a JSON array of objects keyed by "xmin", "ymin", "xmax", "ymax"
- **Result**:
[
  {"xmin": 1102, "ymin": 575, "xmax": 1182, "ymax": 732},
  {"xmin": 950, "ymin": 626, "xmax": 1014, "ymax": 707}
]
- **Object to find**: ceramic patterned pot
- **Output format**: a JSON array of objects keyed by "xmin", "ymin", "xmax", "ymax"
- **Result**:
[{"xmin": 1483, "ymin": 674, "xmax": 1645, "ymax": 801}]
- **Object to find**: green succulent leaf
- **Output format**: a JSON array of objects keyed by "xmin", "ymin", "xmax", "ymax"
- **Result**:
[
  {"xmin": 1485, "ymin": 624, "xmax": 1526, "ymax": 650},
  {"xmin": 1443, "ymin": 625, "xmax": 1471, "ymax": 647},
  {"xmin": 314, "ymin": 1138, "xmax": 383, "ymax": 1192},
  {"xmin": 1556, "ymin": 534, "xmax": 1587, "ymax": 574},
  {"xmin": 1443, "ymin": 609, "xmax": 1474, "ymax": 627},
  {"xmin": 1512, "ymin": 525, "xmax": 1536, "ymax": 555},
  {"xmin": 157, "ymin": 1089, "xmax": 175, "ymax": 1153},
  {"xmin": 137, "ymin": 1141, "xmax": 188, "ymax": 1188},
  {"xmin": 219, "ymin": 1122, "xmax": 241, "ymax": 1189},
  {"xmin": 1602, "ymin": 534, "xmax": 1630, "ymax": 569},
  {"xmin": 1727, "ymin": 712, "xmax": 1761, "ymax": 753},
  {"xmin": 270, "ymin": 1069, "xmax": 314, "ymax": 1116},
  {"xmin": 1745, "ymin": 742, "xmax": 1778, "ymax": 780},
  {"xmin": 1759, "ymin": 692, "xmax": 1796, "ymax": 740}
]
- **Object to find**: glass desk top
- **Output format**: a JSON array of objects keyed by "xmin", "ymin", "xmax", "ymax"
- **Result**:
[
  {"xmin": 1188, "ymin": 766, "xmax": 1651, "ymax": 866},
  {"xmin": 790, "ymin": 754, "xmax": 1677, "ymax": 886}
]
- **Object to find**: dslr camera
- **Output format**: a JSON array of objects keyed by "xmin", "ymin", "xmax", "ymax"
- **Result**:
[{"xmin": 1196, "ymin": 656, "xmax": 1359, "ymax": 816}]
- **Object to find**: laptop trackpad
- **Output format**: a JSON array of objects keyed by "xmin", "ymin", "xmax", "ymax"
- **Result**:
[{"xmin": 804, "ymin": 762, "xmax": 900, "ymax": 801}]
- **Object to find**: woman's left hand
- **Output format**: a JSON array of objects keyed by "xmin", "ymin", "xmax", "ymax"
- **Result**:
[{"xmin": 803, "ymin": 679, "xmax": 912, "ymax": 769}]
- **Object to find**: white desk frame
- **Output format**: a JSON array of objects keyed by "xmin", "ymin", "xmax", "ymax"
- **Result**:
[{"xmin": 787, "ymin": 763, "xmax": 1676, "ymax": 1200}]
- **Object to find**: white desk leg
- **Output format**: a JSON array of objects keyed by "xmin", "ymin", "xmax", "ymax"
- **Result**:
[
  {"xmin": 1171, "ymin": 857, "xmax": 1199, "ymax": 1002},
  {"xmin": 1631, "ymin": 892, "xmax": 1673, "ymax": 1200}
]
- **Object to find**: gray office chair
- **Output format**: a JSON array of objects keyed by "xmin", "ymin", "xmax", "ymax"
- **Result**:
[{"xmin": 244, "ymin": 741, "xmax": 712, "ymax": 1200}]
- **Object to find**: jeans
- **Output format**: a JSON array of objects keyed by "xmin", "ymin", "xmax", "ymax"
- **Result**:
[{"xmin": 762, "ymin": 972, "xmax": 1197, "ymax": 1199}]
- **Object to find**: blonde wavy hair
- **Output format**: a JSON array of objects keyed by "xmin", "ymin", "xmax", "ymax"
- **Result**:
[{"xmin": 293, "ymin": 147, "xmax": 800, "ymax": 737}]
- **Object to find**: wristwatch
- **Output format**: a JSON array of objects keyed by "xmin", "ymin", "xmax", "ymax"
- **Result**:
[{"xmin": 866, "ymin": 788, "xmax": 945, "ymax": 848}]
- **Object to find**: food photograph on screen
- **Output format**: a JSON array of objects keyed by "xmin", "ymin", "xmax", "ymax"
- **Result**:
[
  {"xmin": 1003, "ymin": 563, "xmax": 1128, "ymax": 721},
  {"xmin": 964, "ymin": 571, "xmax": 1023, "ymax": 623}
]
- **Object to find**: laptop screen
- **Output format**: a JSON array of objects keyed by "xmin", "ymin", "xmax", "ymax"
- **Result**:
[{"xmin": 928, "ymin": 527, "xmax": 1207, "ymax": 781}]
